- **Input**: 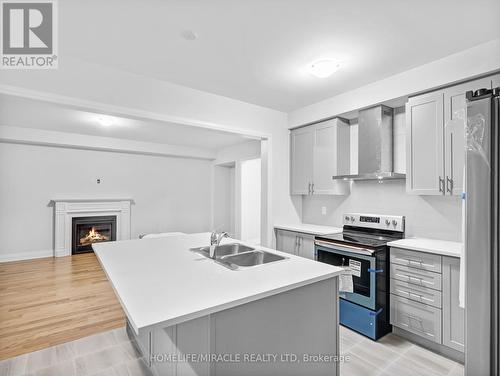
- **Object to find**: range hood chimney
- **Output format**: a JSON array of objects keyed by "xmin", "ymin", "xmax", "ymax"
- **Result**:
[{"xmin": 333, "ymin": 105, "xmax": 405, "ymax": 181}]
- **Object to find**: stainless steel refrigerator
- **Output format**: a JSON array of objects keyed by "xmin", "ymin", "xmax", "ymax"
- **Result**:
[{"xmin": 465, "ymin": 87, "xmax": 499, "ymax": 376}]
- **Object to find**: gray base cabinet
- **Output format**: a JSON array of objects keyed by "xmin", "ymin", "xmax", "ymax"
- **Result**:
[
  {"xmin": 390, "ymin": 247, "xmax": 464, "ymax": 353},
  {"xmin": 390, "ymin": 294, "xmax": 442, "ymax": 343},
  {"xmin": 275, "ymin": 229, "xmax": 315, "ymax": 260},
  {"xmin": 442, "ymin": 256, "xmax": 465, "ymax": 352}
]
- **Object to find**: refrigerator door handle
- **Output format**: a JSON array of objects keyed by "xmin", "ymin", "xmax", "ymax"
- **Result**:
[{"xmin": 439, "ymin": 176, "xmax": 445, "ymax": 193}]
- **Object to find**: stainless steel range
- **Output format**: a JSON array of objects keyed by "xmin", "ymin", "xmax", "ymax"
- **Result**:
[{"xmin": 315, "ymin": 213, "xmax": 405, "ymax": 340}]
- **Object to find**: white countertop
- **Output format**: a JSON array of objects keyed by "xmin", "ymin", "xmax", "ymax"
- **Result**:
[
  {"xmin": 274, "ymin": 223, "xmax": 343, "ymax": 236},
  {"xmin": 93, "ymin": 233, "xmax": 343, "ymax": 335},
  {"xmin": 387, "ymin": 237, "xmax": 463, "ymax": 258}
]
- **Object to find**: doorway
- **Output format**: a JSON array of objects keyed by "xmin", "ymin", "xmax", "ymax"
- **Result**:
[
  {"xmin": 211, "ymin": 140, "xmax": 263, "ymax": 244},
  {"xmin": 240, "ymin": 158, "xmax": 261, "ymax": 244}
]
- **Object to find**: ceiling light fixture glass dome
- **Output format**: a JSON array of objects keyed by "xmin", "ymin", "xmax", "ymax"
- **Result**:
[
  {"xmin": 97, "ymin": 115, "xmax": 115, "ymax": 127},
  {"xmin": 308, "ymin": 59, "xmax": 342, "ymax": 78}
]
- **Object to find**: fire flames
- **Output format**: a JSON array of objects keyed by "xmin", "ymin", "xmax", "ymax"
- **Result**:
[{"xmin": 80, "ymin": 227, "xmax": 109, "ymax": 246}]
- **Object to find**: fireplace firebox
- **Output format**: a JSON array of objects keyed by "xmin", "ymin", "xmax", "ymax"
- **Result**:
[{"xmin": 72, "ymin": 216, "xmax": 117, "ymax": 254}]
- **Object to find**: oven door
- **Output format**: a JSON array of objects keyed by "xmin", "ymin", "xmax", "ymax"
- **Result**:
[{"xmin": 316, "ymin": 242, "xmax": 377, "ymax": 310}]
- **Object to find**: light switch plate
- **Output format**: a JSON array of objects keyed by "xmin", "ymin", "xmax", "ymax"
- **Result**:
[{"xmin": 321, "ymin": 206, "xmax": 327, "ymax": 215}]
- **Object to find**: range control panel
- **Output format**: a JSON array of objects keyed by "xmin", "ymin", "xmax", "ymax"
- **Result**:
[{"xmin": 343, "ymin": 213, "xmax": 405, "ymax": 232}]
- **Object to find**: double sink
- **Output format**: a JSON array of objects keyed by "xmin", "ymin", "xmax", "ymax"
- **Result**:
[{"xmin": 190, "ymin": 243, "xmax": 286, "ymax": 270}]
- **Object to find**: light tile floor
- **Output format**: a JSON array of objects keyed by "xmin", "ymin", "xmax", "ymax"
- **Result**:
[
  {"xmin": 339, "ymin": 326, "xmax": 464, "ymax": 376},
  {"xmin": 0, "ymin": 325, "xmax": 464, "ymax": 376},
  {"xmin": 0, "ymin": 327, "xmax": 151, "ymax": 376}
]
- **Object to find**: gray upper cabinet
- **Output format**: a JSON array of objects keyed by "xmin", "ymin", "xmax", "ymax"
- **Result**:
[
  {"xmin": 290, "ymin": 127, "xmax": 314, "ymax": 195},
  {"xmin": 406, "ymin": 91, "xmax": 444, "ymax": 195},
  {"xmin": 290, "ymin": 118, "xmax": 350, "ymax": 195},
  {"xmin": 407, "ymin": 76, "xmax": 493, "ymax": 196},
  {"xmin": 443, "ymin": 85, "xmax": 466, "ymax": 196},
  {"xmin": 442, "ymin": 256, "xmax": 465, "ymax": 352},
  {"xmin": 443, "ymin": 77, "xmax": 492, "ymax": 196}
]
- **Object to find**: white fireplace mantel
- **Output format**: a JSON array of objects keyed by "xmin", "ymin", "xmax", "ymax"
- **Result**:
[{"xmin": 52, "ymin": 198, "xmax": 132, "ymax": 257}]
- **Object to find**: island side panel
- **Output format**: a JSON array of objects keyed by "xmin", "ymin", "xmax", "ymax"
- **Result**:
[
  {"xmin": 213, "ymin": 277, "xmax": 339, "ymax": 376},
  {"xmin": 141, "ymin": 277, "xmax": 339, "ymax": 376}
]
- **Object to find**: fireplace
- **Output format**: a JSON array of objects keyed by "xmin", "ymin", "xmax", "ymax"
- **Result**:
[{"xmin": 72, "ymin": 216, "xmax": 117, "ymax": 254}]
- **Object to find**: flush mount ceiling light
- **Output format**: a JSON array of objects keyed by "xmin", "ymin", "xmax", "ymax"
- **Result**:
[
  {"xmin": 308, "ymin": 59, "xmax": 342, "ymax": 78},
  {"xmin": 181, "ymin": 30, "xmax": 198, "ymax": 41},
  {"xmin": 97, "ymin": 115, "xmax": 115, "ymax": 127}
]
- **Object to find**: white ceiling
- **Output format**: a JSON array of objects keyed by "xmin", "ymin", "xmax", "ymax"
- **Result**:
[
  {"xmin": 0, "ymin": 95, "xmax": 256, "ymax": 150},
  {"xmin": 60, "ymin": 0, "xmax": 500, "ymax": 111}
]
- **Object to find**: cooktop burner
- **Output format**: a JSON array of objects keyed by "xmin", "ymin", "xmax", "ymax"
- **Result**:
[
  {"xmin": 316, "ymin": 233, "xmax": 396, "ymax": 248},
  {"xmin": 315, "ymin": 213, "xmax": 405, "ymax": 250},
  {"xmin": 317, "ymin": 232, "xmax": 396, "ymax": 249}
]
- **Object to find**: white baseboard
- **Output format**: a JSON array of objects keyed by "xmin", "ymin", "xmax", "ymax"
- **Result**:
[
  {"xmin": 0, "ymin": 249, "xmax": 54, "ymax": 262},
  {"xmin": 55, "ymin": 249, "xmax": 70, "ymax": 257}
]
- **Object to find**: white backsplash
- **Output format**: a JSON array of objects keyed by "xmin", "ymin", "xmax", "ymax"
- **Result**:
[{"xmin": 302, "ymin": 180, "xmax": 462, "ymax": 242}]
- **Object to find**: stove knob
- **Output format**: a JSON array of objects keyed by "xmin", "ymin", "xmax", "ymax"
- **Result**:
[
  {"xmin": 344, "ymin": 216, "xmax": 350, "ymax": 222},
  {"xmin": 392, "ymin": 220, "xmax": 398, "ymax": 226},
  {"xmin": 385, "ymin": 219, "xmax": 391, "ymax": 226},
  {"xmin": 350, "ymin": 216, "xmax": 355, "ymax": 222}
]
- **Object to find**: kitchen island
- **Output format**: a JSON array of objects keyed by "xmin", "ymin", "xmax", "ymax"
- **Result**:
[{"xmin": 93, "ymin": 233, "xmax": 343, "ymax": 376}]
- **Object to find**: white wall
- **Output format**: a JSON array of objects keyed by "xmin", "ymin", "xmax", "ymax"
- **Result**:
[
  {"xmin": 214, "ymin": 140, "xmax": 261, "ymax": 165},
  {"xmin": 212, "ymin": 164, "xmax": 235, "ymax": 235},
  {"xmin": 2, "ymin": 40, "xmax": 497, "ymax": 249},
  {"xmin": 212, "ymin": 140, "xmax": 262, "ymax": 240},
  {"xmin": 0, "ymin": 143, "xmax": 213, "ymax": 261},
  {"xmin": 0, "ymin": 56, "xmax": 301, "ymax": 247},
  {"xmin": 240, "ymin": 158, "xmax": 261, "ymax": 244},
  {"xmin": 302, "ymin": 181, "xmax": 462, "ymax": 241}
]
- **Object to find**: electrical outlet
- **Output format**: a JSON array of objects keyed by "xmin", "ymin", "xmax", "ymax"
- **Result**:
[
  {"xmin": 321, "ymin": 206, "xmax": 327, "ymax": 215},
  {"xmin": 95, "ymin": 177, "xmax": 103, "ymax": 185}
]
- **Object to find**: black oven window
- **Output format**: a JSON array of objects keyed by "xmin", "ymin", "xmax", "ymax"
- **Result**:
[{"xmin": 317, "ymin": 250, "xmax": 371, "ymax": 297}]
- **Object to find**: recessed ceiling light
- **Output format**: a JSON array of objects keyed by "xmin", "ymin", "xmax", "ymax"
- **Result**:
[
  {"xmin": 308, "ymin": 59, "xmax": 342, "ymax": 78},
  {"xmin": 97, "ymin": 115, "xmax": 115, "ymax": 127},
  {"xmin": 181, "ymin": 30, "xmax": 198, "ymax": 41}
]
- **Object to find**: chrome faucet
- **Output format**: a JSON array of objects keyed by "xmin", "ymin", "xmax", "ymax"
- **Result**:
[{"xmin": 209, "ymin": 231, "xmax": 229, "ymax": 259}]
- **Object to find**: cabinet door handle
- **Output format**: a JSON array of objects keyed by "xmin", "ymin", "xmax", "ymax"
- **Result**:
[
  {"xmin": 448, "ymin": 132, "xmax": 454, "ymax": 195},
  {"xmin": 311, "ymin": 183, "xmax": 314, "ymax": 194},
  {"xmin": 308, "ymin": 182, "xmax": 311, "ymax": 195},
  {"xmin": 406, "ymin": 313, "xmax": 424, "ymax": 324},
  {"xmin": 296, "ymin": 236, "xmax": 302, "ymax": 256},
  {"xmin": 438, "ymin": 177, "xmax": 444, "ymax": 193},
  {"xmin": 446, "ymin": 176, "xmax": 453, "ymax": 194},
  {"xmin": 407, "ymin": 259, "xmax": 424, "ymax": 267}
]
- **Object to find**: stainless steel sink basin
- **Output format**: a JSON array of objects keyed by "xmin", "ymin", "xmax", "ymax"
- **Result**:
[
  {"xmin": 218, "ymin": 250, "xmax": 286, "ymax": 270},
  {"xmin": 190, "ymin": 243, "xmax": 287, "ymax": 270},
  {"xmin": 190, "ymin": 243, "xmax": 255, "ymax": 258}
]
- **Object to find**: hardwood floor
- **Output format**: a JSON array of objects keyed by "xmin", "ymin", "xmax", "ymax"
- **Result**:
[{"xmin": 0, "ymin": 253, "xmax": 125, "ymax": 361}]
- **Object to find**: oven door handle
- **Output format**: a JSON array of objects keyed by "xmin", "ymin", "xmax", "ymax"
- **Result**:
[
  {"xmin": 369, "ymin": 308, "xmax": 383, "ymax": 317},
  {"xmin": 367, "ymin": 268, "xmax": 384, "ymax": 273},
  {"xmin": 314, "ymin": 240, "xmax": 375, "ymax": 255}
]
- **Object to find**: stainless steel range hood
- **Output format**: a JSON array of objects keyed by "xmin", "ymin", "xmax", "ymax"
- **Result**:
[{"xmin": 333, "ymin": 105, "xmax": 405, "ymax": 181}]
